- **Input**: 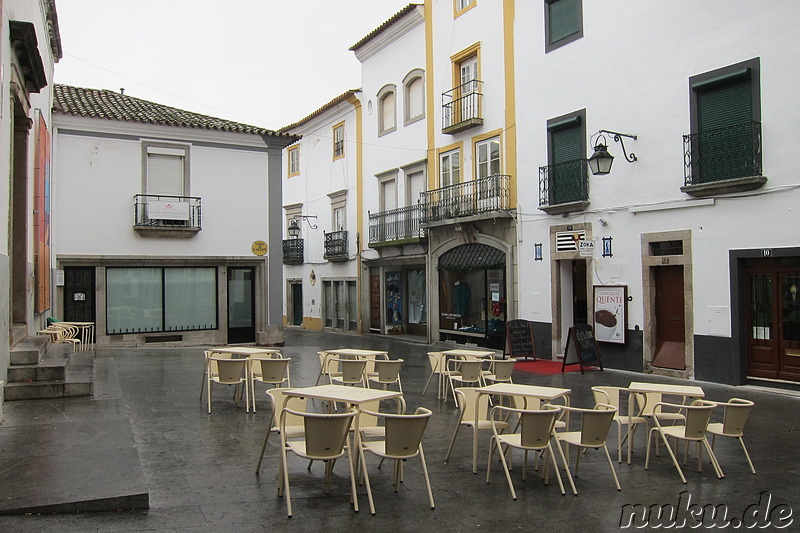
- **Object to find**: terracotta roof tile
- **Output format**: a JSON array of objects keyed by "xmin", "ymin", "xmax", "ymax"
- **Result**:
[
  {"xmin": 279, "ymin": 89, "xmax": 360, "ymax": 133},
  {"xmin": 53, "ymin": 84, "xmax": 294, "ymax": 138},
  {"xmin": 349, "ymin": 3, "xmax": 422, "ymax": 51}
]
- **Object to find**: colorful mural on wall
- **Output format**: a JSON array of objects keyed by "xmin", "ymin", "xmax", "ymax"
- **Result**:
[{"xmin": 34, "ymin": 111, "xmax": 51, "ymax": 313}]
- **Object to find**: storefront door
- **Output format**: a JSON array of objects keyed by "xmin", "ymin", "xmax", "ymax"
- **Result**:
[
  {"xmin": 746, "ymin": 260, "xmax": 800, "ymax": 381},
  {"xmin": 227, "ymin": 268, "xmax": 254, "ymax": 343},
  {"xmin": 64, "ymin": 267, "xmax": 95, "ymax": 322}
]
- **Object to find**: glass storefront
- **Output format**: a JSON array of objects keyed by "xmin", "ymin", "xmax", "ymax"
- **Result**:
[{"xmin": 438, "ymin": 244, "xmax": 506, "ymax": 348}]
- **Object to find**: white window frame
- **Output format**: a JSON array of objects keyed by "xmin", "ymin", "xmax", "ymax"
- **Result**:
[
  {"xmin": 142, "ymin": 142, "xmax": 190, "ymax": 197},
  {"xmin": 476, "ymin": 136, "xmax": 501, "ymax": 179},
  {"xmin": 377, "ymin": 84, "xmax": 397, "ymax": 136},
  {"xmin": 403, "ymin": 69, "xmax": 425, "ymax": 126},
  {"xmin": 440, "ymin": 148, "xmax": 461, "ymax": 187}
]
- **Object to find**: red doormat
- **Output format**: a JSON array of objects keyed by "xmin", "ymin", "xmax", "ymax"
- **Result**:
[{"xmin": 514, "ymin": 359, "xmax": 600, "ymax": 375}]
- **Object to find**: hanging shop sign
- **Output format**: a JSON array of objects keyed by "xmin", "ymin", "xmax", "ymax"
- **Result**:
[{"xmin": 251, "ymin": 240, "xmax": 268, "ymax": 256}]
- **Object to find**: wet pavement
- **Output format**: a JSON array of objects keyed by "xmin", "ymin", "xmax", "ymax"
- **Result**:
[{"xmin": 0, "ymin": 328, "xmax": 798, "ymax": 532}]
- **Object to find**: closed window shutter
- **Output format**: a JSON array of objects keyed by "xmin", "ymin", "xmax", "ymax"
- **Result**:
[
  {"xmin": 698, "ymin": 78, "xmax": 752, "ymax": 131},
  {"xmin": 696, "ymin": 77, "xmax": 755, "ymax": 181},
  {"xmin": 550, "ymin": 124, "xmax": 583, "ymax": 204},
  {"xmin": 549, "ymin": 0, "xmax": 580, "ymax": 44},
  {"xmin": 551, "ymin": 124, "xmax": 582, "ymax": 164},
  {"xmin": 147, "ymin": 154, "xmax": 184, "ymax": 196}
]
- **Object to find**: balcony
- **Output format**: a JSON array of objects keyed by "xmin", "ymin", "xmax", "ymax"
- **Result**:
[
  {"xmin": 421, "ymin": 174, "xmax": 510, "ymax": 224},
  {"xmin": 538, "ymin": 159, "xmax": 589, "ymax": 215},
  {"xmin": 324, "ymin": 230, "xmax": 349, "ymax": 262},
  {"xmin": 282, "ymin": 238, "xmax": 304, "ymax": 264},
  {"xmin": 442, "ymin": 80, "xmax": 483, "ymax": 134},
  {"xmin": 681, "ymin": 121, "xmax": 766, "ymax": 197},
  {"xmin": 369, "ymin": 204, "xmax": 426, "ymax": 247},
  {"xmin": 133, "ymin": 194, "xmax": 201, "ymax": 237}
]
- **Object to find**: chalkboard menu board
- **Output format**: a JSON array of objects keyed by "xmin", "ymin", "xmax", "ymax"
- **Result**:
[
  {"xmin": 562, "ymin": 324, "xmax": 603, "ymax": 374},
  {"xmin": 505, "ymin": 319, "xmax": 536, "ymax": 360}
]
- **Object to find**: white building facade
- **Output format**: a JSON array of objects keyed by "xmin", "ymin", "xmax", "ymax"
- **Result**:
[
  {"xmin": 51, "ymin": 85, "xmax": 294, "ymax": 347},
  {"xmin": 281, "ymin": 92, "xmax": 361, "ymax": 333}
]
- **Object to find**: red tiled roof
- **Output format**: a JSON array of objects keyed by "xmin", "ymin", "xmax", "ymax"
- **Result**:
[
  {"xmin": 53, "ymin": 84, "xmax": 293, "ymax": 138},
  {"xmin": 349, "ymin": 4, "xmax": 423, "ymax": 51},
  {"xmin": 279, "ymin": 89, "xmax": 360, "ymax": 133}
]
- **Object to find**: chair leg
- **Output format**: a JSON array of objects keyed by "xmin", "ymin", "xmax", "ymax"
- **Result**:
[
  {"xmin": 444, "ymin": 422, "xmax": 463, "ymax": 463},
  {"xmin": 207, "ymin": 380, "xmax": 212, "ymax": 414},
  {"xmin": 702, "ymin": 438, "xmax": 724, "ymax": 479},
  {"xmin": 555, "ymin": 441, "xmax": 577, "ymax": 496},
  {"xmin": 418, "ymin": 446, "xmax": 435, "ymax": 510},
  {"xmin": 602, "ymin": 445, "xmax": 621, "ymax": 490},
  {"xmin": 546, "ymin": 443, "xmax": 566, "ymax": 495},
  {"xmin": 281, "ymin": 449, "xmax": 293, "ymax": 518},
  {"xmin": 658, "ymin": 432, "xmax": 686, "ymax": 484},
  {"xmin": 255, "ymin": 428, "xmax": 273, "ymax": 474},
  {"xmin": 493, "ymin": 437, "xmax": 518, "ymax": 500},
  {"xmin": 422, "ymin": 371, "xmax": 435, "ymax": 395},
  {"xmin": 739, "ymin": 437, "xmax": 756, "ymax": 474},
  {"xmin": 358, "ymin": 445, "xmax": 375, "ymax": 515},
  {"xmin": 574, "ymin": 444, "xmax": 581, "ymax": 477}
]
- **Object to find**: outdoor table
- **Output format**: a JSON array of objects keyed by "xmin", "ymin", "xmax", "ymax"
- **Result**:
[
  {"xmin": 471, "ymin": 383, "xmax": 571, "ymax": 473},
  {"xmin": 440, "ymin": 349, "xmax": 496, "ymax": 359},
  {"xmin": 321, "ymin": 348, "xmax": 389, "ymax": 358},
  {"xmin": 59, "ymin": 322, "xmax": 95, "ymax": 351},
  {"xmin": 625, "ymin": 381, "xmax": 705, "ymax": 464}
]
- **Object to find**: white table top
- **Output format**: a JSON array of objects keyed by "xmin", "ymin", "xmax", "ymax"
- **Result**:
[
  {"xmin": 441, "ymin": 349, "xmax": 496, "ymax": 358},
  {"xmin": 209, "ymin": 346, "xmax": 281, "ymax": 356},
  {"xmin": 628, "ymin": 381, "xmax": 705, "ymax": 397},
  {"xmin": 322, "ymin": 348, "xmax": 389, "ymax": 358},
  {"xmin": 283, "ymin": 384, "xmax": 402, "ymax": 404},
  {"xmin": 476, "ymin": 383, "xmax": 571, "ymax": 401}
]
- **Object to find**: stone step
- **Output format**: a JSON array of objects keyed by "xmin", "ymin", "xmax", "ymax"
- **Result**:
[
  {"xmin": 7, "ymin": 344, "xmax": 71, "ymax": 383},
  {"xmin": 9, "ymin": 335, "xmax": 49, "ymax": 365},
  {"xmin": 4, "ymin": 379, "xmax": 93, "ymax": 401}
]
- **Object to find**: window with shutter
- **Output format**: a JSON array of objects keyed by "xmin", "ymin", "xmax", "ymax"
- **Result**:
[
  {"xmin": 689, "ymin": 58, "xmax": 761, "ymax": 184},
  {"xmin": 146, "ymin": 147, "xmax": 186, "ymax": 196},
  {"xmin": 545, "ymin": 0, "xmax": 583, "ymax": 53},
  {"xmin": 548, "ymin": 111, "xmax": 586, "ymax": 205}
]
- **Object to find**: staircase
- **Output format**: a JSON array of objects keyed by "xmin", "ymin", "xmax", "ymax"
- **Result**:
[{"xmin": 5, "ymin": 334, "xmax": 93, "ymax": 401}]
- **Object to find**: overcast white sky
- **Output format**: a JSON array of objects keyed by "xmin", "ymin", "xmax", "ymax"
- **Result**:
[{"xmin": 53, "ymin": 0, "xmax": 412, "ymax": 130}]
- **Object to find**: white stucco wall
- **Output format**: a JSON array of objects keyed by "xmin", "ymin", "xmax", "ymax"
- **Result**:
[
  {"xmin": 52, "ymin": 115, "xmax": 273, "ymax": 257},
  {"xmin": 513, "ymin": 0, "xmax": 800, "ymax": 336}
]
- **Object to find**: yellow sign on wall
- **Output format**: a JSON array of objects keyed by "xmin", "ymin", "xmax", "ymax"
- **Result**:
[{"xmin": 251, "ymin": 241, "xmax": 268, "ymax": 256}]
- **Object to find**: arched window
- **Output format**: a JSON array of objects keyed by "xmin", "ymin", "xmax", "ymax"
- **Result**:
[
  {"xmin": 377, "ymin": 84, "xmax": 397, "ymax": 136},
  {"xmin": 403, "ymin": 69, "xmax": 425, "ymax": 125}
]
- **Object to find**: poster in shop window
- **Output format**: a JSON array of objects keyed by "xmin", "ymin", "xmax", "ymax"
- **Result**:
[
  {"xmin": 593, "ymin": 285, "xmax": 627, "ymax": 344},
  {"xmin": 386, "ymin": 272, "xmax": 402, "ymax": 325}
]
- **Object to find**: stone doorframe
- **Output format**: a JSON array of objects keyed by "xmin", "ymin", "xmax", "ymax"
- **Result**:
[
  {"xmin": 641, "ymin": 230, "xmax": 694, "ymax": 379},
  {"xmin": 549, "ymin": 223, "xmax": 593, "ymax": 356}
]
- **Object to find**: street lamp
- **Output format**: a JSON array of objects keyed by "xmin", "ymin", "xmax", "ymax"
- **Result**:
[
  {"xmin": 588, "ymin": 130, "xmax": 638, "ymax": 176},
  {"xmin": 287, "ymin": 218, "xmax": 301, "ymax": 238}
]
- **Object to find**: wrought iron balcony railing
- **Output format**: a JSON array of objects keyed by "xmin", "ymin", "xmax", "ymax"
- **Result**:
[
  {"xmin": 282, "ymin": 238, "xmax": 304, "ymax": 264},
  {"xmin": 133, "ymin": 194, "xmax": 201, "ymax": 230},
  {"xmin": 369, "ymin": 204, "xmax": 425, "ymax": 245},
  {"xmin": 324, "ymin": 230, "xmax": 348, "ymax": 262},
  {"xmin": 683, "ymin": 121, "xmax": 762, "ymax": 185},
  {"xmin": 442, "ymin": 80, "xmax": 483, "ymax": 134},
  {"xmin": 421, "ymin": 174, "xmax": 510, "ymax": 223},
  {"xmin": 538, "ymin": 159, "xmax": 589, "ymax": 208}
]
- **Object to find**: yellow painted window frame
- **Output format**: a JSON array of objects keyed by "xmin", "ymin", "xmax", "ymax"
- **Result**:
[
  {"xmin": 436, "ymin": 140, "xmax": 465, "ymax": 187},
  {"xmin": 287, "ymin": 146, "xmax": 300, "ymax": 177},
  {"xmin": 332, "ymin": 121, "xmax": 345, "ymax": 161},
  {"xmin": 454, "ymin": 0, "xmax": 477, "ymax": 18},
  {"xmin": 472, "ymin": 128, "xmax": 504, "ymax": 180}
]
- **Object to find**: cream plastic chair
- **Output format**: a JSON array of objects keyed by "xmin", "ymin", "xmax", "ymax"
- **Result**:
[
  {"xmin": 249, "ymin": 357, "xmax": 291, "ymax": 412},
  {"xmin": 707, "ymin": 398, "xmax": 756, "ymax": 474},
  {"xmin": 278, "ymin": 408, "xmax": 358, "ymax": 518},
  {"xmin": 445, "ymin": 387, "xmax": 510, "ymax": 463},
  {"xmin": 486, "ymin": 404, "xmax": 565, "ymax": 499},
  {"xmin": 554, "ymin": 404, "xmax": 620, "ymax": 495},
  {"xmin": 200, "ymin": 350, "xmax": 232, "ymax": 400},
  {"xmin": 206, "ymin": 355, "xmax": 249, "ymax": 414},
  {"xmin": 446, "ymin": 359, "xmax": 485, "ymax": 406},
  {"xmin": 358, "ymin": 407, "xmax": 435, "ymax": 515},
  {"xmin": 315, "ymin": 351, "xmax": 337, "ymax": 385},
  {"xmin": 482, "ymin": 359, "xmax": 516, "ymax": 385},
  {"xmin": 645, "ymin": 400, "xmax": 723, "ymax": 483},
  {"xmin": 329, "ymin": 358, "xmax": 368, "ymax": 387},
  {"xmin": 368, "ymin": 359, "xmax": 404, "ymax": 392},
  {"xmin": 592, "ymin": 386, "xmax": 647, "ymax": 463},
  {"xmin": 362, "ymin": 353, "xmax": 388, "ymax": 382},
  {"xmin": 255, "ymin": 389, "xmax": 309, "ymax": 474},
  {"xmin": 422, "ymin": 352, "xmax": 448, "ymax": 399}
]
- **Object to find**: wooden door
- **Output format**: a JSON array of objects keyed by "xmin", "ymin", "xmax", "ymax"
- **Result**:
[
  {"xmin": 370, "ymin": 274, "xmax": 381, "ymax": 331},
  {"xmin": 291, "ymin": 283, "xmax": 303, "ymax": 326},
  {"xmin": 746, "ymin": 264, "xmax": 800, "ymax": 381},
  {"xmin": 64, "ymin": 267, "xmax": 95, "ymax": 322},
  {"xmin": 653, "ymin": 266, "xmax": 686, "ymax": 370}
]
